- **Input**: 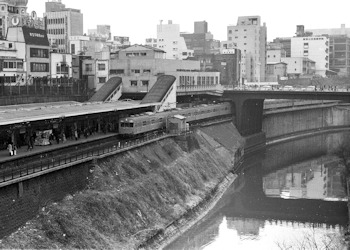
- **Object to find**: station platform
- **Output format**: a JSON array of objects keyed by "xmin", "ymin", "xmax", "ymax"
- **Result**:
[{"xmin": 0, "ymin": 132, "xmax": 117, "ymax": 164}]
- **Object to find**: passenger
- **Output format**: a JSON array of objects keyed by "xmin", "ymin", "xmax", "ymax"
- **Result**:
[
  {"xmin": 13, "ymin": 144, "xmax": 17, "ymax": 156},
  {"xmin": 7, "ymin": 142, "xmax": 13, "ymax": 156},
  {"xmin": 74, "ymin": 130, "xmax": 78, "ymax": 141}
]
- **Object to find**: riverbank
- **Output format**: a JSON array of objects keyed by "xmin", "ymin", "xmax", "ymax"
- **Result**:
[{"xmin": 0, "ymin": 122, "xmax": 244, "ymax": 249}]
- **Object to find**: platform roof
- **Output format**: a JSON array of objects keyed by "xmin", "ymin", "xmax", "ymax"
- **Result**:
[{"xmin": 0, "ymin": 100, "xmax": 160, "ymax": 127}]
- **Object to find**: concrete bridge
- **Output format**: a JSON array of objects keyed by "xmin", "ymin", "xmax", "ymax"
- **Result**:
[{"xmin": 222, "ymin": 89, "xmax": 350, "ymax": 136}]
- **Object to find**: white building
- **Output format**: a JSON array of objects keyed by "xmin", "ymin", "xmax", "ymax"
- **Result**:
[
  {"xmin": 146, "ymin": 20, "xmax": 193, "ymax": 60},
  {"xmin": 69, "ymin": 35, "xmax": 89, "ymax": 55},
  {"xmin": 227, "ymin": 16, "xmax": 267, "ymax": 83},
  {"xmin": 291, "ymin": 36, "xmax": 329, "ymax": 76}
]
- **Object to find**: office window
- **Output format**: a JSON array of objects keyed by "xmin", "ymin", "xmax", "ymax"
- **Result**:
[
  {"xmin": 98, "ymin": 63, "xmax": 106, "ymax": 71},
  {"xmin": 31, "ymin": 63, "xmax": 49, "ymax": 72},
  {"xmin": 141, "ymin": 80, "xmax": 149, "ymax": 86},
  {"xmin": 130, "ymin": 80, "xmax": 137, "ymax": 86},
  {"xmin": 132, "ymin": 69, "xmax": 140, "ymax": 73},
  {"xmin": 30, "ymin": 48, "xmax": 49, "ymax": 58}
]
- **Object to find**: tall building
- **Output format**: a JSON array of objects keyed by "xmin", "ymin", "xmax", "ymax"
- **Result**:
[
  {"xmin": 44, "ymin": 0, "xmax": 83, "ymax": 53},
  {"xmin": 181, "ymin": 21, "xmax": 220, "ymax": 56},
  {"xmin": 194, "ymin": 21, "xmax": 208, "ymax": 34},
  {"xmin": 146, "ymin": 20, "xmax": 193, "ymax": 60},
  {"xmin": 227, "ymin": 16, "xmax": 267, "ymax": 82},
  {"xmin": 291, "ymin": 36, "xmax": 329, "ymax": 77},
  {"xmin": 306, "ymin": 24, "xmax": 350, "ymax": 76}
]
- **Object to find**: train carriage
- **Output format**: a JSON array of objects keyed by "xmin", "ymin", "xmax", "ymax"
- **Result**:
[{"xmin": 118, "ymin": 102, "xmax": 232, "ymax": 137}]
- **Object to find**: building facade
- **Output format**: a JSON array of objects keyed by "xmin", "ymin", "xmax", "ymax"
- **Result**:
[
  {"xmin": 44, "ymin": 0, "xmax": 83, "ymax": 53},
  {"xmin": 145, "ymin": 20, "xmax": 193, "ymax": 60},
  {"xmin": 305, "ymin": 24, "xmax": 350, "ymax": 76},
  {"xmin": 227, "ymin": 16, "xmax": 267, "ymax": 83},
  {"xmin": 180, "ymin": 21, "xmax": 219, "ymax": 56},
  {"xmin": 281, "ymin": 57, "xmax": 316, "ymax": 78},
  {"xmin": 109, "ymin": 45, "xmax": 201, "ymax": 93},
  {"xmin": 266, "ymin": 62, "xmax": 287, "ymax": 82},
  {"xmin": 291, "ymin": 36, "xmax": 329, "ymax": 76}
]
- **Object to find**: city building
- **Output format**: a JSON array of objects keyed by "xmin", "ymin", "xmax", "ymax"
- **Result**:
[
  {"xmin": 44, "ymin": 0, "xmax": 84, "ymax": 53},
  {"xmin": 291, "ymin": 36, "xmax": 329, "ymax": 76},
  {"xmin": 145, "ymin": 20, "xmax": 193, "ymax": 60},
  {"xmin": 267, "ymin": 42, "xmax": 286, "ymax": 63},
  {"xmin": 109, "ymin": 44, "xmax": 206, "ymax": 93},
  {"xmin": 306, "ymin": 24, "xmax": 350, "ymax": 76},
  {"xmin": 272, "ymin": 37, "xmax": 291, "ymax": 57},
  {"xmin": 266, "ymin": 62, "xmax": 287, "ymax": 82},
  {"xmin": 180, "ymin": 21, "xmax": 220, "ymax": 56},
  {"xmin": 7, "ymin": 26, "xmax": 50, "ymax": 82},
  {"xmin": 227, "ymin": 16, "xmax": 267, "ymax": 83},
  {"xmin": 281, "ymin": 57, "xmax": 316, "ymax": 78},
  {"xmin": 82, "ymin": 58, "xmax": 109, "ymax": 90},
  {"xmin": 88, "ymin": 25, "xmax": 111, "ymax": 40},
  {"xmin": 189, "ymin": 49, "xmax": 241, "ymax": 86}
]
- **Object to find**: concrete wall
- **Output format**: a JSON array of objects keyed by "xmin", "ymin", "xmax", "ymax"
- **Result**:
[
  {"xmin": 263, "ymin": 105, "xmax": 350, "ymax": 138},
  {"xmin": 0, "ymin": 163, "xmax": 91, "ymax": 238}
]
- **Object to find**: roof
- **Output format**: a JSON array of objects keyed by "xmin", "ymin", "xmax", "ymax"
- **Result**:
[
  {"xmin": 141, "ymin": 75, "xmax": 176, "ymax": 104},
  {"xmin": 0, "ymin": 101, "xmax": 159, "ymax": 127},
  {"xmin": 89, "ymin": 77, "xmax": 122, "ymax": 102},
  {"xmin": 121, "ymin": 44, "xmax": 165, "ymax": 53}
]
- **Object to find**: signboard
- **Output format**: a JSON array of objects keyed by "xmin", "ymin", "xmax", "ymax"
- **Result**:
[{"xmin": 22, "ymin": 26, "xmax": 49, "ymax": 46}]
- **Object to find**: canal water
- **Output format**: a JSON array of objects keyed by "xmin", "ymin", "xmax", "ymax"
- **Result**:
[{"xmin": 165, "ymin": 132, "xmax": 350, "ymax": 250}]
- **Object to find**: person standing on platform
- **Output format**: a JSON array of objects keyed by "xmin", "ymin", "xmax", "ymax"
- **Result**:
[{"xmin": 7, "ymin": 142, "xmax": 13, "ymax": 156}]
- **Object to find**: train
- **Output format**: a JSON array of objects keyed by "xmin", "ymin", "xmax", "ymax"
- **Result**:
[{"xmin": 118, "ymin": 102, "xmax": 232, "ymax": 137}]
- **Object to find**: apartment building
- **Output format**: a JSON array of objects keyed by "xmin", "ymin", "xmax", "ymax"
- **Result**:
[{"xmin": 227, "ymin": 16, "xmax": 267, "ymax": 82}]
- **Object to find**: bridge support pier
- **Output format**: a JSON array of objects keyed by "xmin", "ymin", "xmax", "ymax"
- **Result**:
[{"xmin": 233, "ymin": 97, "xmax": 265, "ymax": 136}]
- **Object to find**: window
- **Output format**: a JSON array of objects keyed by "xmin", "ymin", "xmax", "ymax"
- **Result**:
[
  {"xmin": 30, "ymin": 63, "xmax": 49, "ymax": 72},
  {"xmin": 143, "ymin": 69, "xmax": 151, "ymax": 73},
  {"xmin": 17, "ymin": 62, "xmax": 23, "ymax": 69},
  {"xmin": 132, "ymin": 69, "xmax": 140, "ymax": 73},
  {"xmin": 142, "ymin": 121, "xmax": 147, "ymax": 126},
  {"xmin": 130, "ymin": 80, "xmax": 137, "ymax": 86},
  {"xmin": 71, "ymin": 44, "xmax": 75, "ymax": 54},
  {"xmin": 30, "ymin": 48, "xmax": 49, "ymax": 58},
  {"xmin": 98, "ymin": 77, "xmax": 106, "ymax": 83},
  {"xmin": 85, "ymin": 64, "xmax": 92, "ymax": 72},
  {"xmin": 228, "ymin": 30, "xmax": 232, "ymax": 34},
  {"xmin": 141, "ymin": 80, "xmax": 149, "ymax": 86},
  {"xmin": 98, "ymin": 63, "xmax": 106, "ymax": 71}
]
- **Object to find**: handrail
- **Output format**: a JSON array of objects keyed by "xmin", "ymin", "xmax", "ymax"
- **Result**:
[{"xmin": 0, "ymin": 130, "xmax": 171, "ymax": 185}]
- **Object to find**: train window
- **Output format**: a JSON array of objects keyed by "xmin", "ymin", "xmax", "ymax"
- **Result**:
[
  {"xmin": 151, "ymin": 119, "xmax": 155, "ymax": 124},
  {"xmin": 158, "ymin": 118, "xmax": 163, "ymax": 122},
  {"xmin": 121, "ymin": 122, "xmax": 126, "ymax": 127},
  {"xmin": 187, "ymin": 113, "xmax": 191, "ymax": 116},
  {"xmin": 142, "ymin": 121, "xmax": 147, "ymax": 126},
  {"xmin": 128, "ymin": 123, "xmax": 134, "ymax": 127}
]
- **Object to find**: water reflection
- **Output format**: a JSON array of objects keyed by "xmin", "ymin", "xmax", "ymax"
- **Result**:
[
  {"xmin": 165, "ymin": 132, "xmax": 349, "ymax": 250},
  {"xmin": 263, "ymin": 156, "xmax": 347, "ymax": 201}
]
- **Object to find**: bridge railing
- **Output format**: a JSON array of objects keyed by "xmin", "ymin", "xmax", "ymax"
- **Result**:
[
  {"xmin": 177, "ymin": 84, "xmax": 224, "ymax": 93},
  {"xmin": 223, "ymin": 84, "xmax": 350, "ymax": 92}
]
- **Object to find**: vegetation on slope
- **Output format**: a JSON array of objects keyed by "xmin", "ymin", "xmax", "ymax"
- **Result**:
[{"xmin": 0, "ymin": 133, "xmax": 233, "ymax": 249}]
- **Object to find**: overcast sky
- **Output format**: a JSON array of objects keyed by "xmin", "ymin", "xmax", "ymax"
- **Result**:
[{"xmin": 27, "ymin": 0, "xmax": 350, "ymax": 44}]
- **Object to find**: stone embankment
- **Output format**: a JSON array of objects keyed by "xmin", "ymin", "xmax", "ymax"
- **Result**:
[{"xmin": 0, "ymin": 121, "xmax": 244, "ymax": 249}]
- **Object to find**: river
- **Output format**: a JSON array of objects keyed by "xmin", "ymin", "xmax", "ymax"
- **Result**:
[{"xmin": 165, "ymin": 132, "xmax": 350, "ymax": 250}]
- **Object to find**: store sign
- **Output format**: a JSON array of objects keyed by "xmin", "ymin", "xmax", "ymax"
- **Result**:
[{"xmin": 22, "ymin": 26, "xmax": 49, "ymax": 46}]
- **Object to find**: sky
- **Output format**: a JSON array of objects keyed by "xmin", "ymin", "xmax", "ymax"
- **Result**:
[{"xmin": 27, "ymin": 0, "xmax": 350, "ymax": 44}]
